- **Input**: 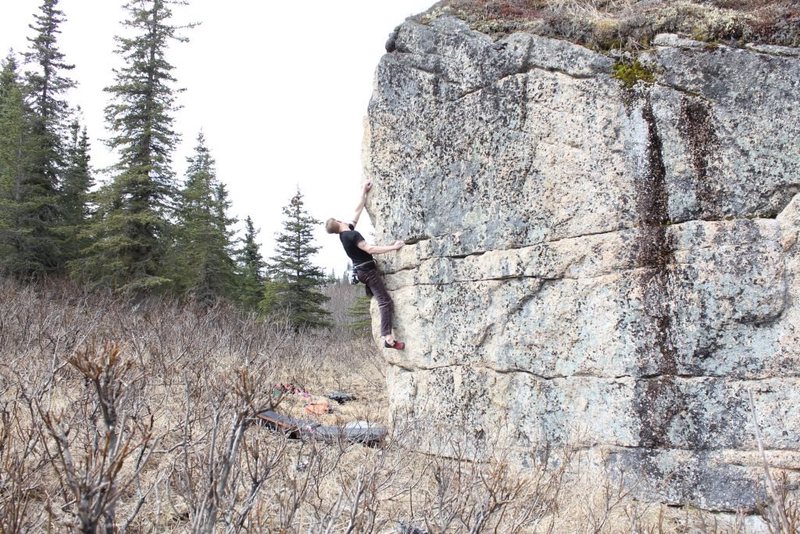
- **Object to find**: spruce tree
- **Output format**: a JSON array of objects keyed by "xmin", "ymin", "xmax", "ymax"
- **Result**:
[
  {"xmin": 172, "ymin": 132, "xmax": 237, "ymax": 304},
  {"xmin": 24, "ymin": 0, "xmax": 75, "ymax": 189},
  {"xmin": 262, "ymin": 190, "xmax": 330, "ymax": 329},
  {"xmin": 0, "ymin": 54, "xmax": 22, "ymax": 271},
  {"xmin": 0, "ymin": 54, "xmax": 37, "ymax": 276},
  {"xmin": 60, "ymin": 118, "xmax": 92, "ymax": 263},
  {"xmin": 0, "ymin": 0, "xmax": 76, "ymax": 277},
  {"xmin": 235, "ymin": 216, "xmax": 266, "ymax": 310},
  {"xmin": 80, "ymin": 0, "xmax": 188, "ymax": 292}
]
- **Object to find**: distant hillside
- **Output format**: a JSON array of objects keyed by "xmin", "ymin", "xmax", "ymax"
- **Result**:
[{"xmin": 413, "ymin": 0, "xmax": 799, "ymax": 49}]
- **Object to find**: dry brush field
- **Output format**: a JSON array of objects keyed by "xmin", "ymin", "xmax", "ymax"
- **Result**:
[{"xmin": 0, "ymin": 279, "xmax": 794, "ymax": 533}]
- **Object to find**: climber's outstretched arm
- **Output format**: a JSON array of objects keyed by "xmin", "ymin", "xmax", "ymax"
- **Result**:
[
  {"xmin": 351, "ymin": 181, "xmax": 372, "ymax": 227},
  {"xmin": 357, "ymin": 239, "xmax": 404, "ymax": 255}
]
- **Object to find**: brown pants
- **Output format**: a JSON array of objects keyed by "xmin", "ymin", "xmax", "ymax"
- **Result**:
[{"xmin": 357, "ymin": 268, "xmax": 393, "ymax": 337}]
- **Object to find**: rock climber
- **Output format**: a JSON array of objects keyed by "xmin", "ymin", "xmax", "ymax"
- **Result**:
[{"xmin": 325, "ymin": 181, "xmax": 405, "ymax": 349}]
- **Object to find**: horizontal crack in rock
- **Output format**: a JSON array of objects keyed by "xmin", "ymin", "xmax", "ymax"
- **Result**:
[
  {"xmin": 390, "ymin": 363, "xmax": 800, "ymax": 382},
  {"xmin": 452, "ymin": 65, "xmax": 600, "ymax": 101},
  {"xmin": 480, "ymin": 364, "xmax": 566, "ymax": 380},
  {"xmin": 385, "ymin": 215, "xmax": 779, "ymax": 274}
]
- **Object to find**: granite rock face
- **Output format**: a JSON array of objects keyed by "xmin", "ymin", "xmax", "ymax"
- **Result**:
[{"xmin": 364, "ymin": 16, "xmax": 800, "ymax": 510}]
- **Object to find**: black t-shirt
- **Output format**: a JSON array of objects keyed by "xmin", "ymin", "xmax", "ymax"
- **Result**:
[{"xmin": 340, "ymin": 224, "xmax": 374, "ymax": 267}]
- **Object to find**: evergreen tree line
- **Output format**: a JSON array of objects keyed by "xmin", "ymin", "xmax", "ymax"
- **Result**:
[{"xmin": 0, "ymin": 0, "xmax": 342, "ymax": 329}]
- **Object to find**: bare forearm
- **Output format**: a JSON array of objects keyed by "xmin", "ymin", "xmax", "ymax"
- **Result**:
[
  {"xmin": 352, "ymin": 194, "xmax": 367, "ymax": 225},
  {"xmin": 352, "ymin": 181, "xmax": 372, "ymax": 225},
  {"xmin": 362, "ymin": 240, "xmax": 404, "ymax": 255},
  {"xmin": 365, "ymin": 244, "xmax": 398, "ymax": 255}
]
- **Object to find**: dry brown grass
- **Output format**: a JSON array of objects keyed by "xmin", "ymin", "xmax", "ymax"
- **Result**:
[
  {"xmin": 0, "ymin": 277, "xmax": 796, "ymax": 532},
  {"xmin": 415, "ymin": 0, "xmax": 800, "ymax": 49},
  {"xmin": 0, "ymin": 278, "xmax": 568, "ymax": 532}
]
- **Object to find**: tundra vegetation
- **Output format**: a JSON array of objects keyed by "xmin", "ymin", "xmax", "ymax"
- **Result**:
[
  {"xmin": 417, "ymin": 0, "xmax": 800, "ymax": 49},
  {"xmin": 1, "ymin": 277, "xmax": 799, "ymax": 533}
]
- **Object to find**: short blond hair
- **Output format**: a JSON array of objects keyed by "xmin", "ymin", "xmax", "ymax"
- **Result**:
[{"xmin": 325, "ymin": 218, "xmax": 340, "ymax": 234}]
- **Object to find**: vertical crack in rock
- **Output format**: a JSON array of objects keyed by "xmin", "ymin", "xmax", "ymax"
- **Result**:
[{"xmin": 635, "ymin": 95, "xmax": 681, "ymax": 450}]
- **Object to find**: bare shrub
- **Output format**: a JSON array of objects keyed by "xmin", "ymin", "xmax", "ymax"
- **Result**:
[
  {"xmin": 757, "ymin": 473, "xmax": 800, "ymax": 534},
  {"xmin": 750, "ymin": 389, "xmax": 800, "ymax": 534},
  {"xmin": 170, "ymin": 362, "xmax": 288, "ymax": 532},
  {"xmin": 322, "ymin": 281, "xmax": 363, "ymax": 332},
  {"xmin": 3, "ymin": 277, "xmax": 797, "ymax": 532},
  {"xmin": 33, "ymin": 341, "xmax": 158, "ymax": 533},
  {"xmin": 372, "ymin": 417, "xmax": 572, "ymax": 534},
  {"xmin": 0, "ymin": 393, "xmax": 48, "ymax": 533}
]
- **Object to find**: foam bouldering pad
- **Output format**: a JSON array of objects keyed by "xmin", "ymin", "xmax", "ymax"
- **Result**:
[{"xmin": 255, "ymin": 410, "xmax": 387, "ymax": 447}]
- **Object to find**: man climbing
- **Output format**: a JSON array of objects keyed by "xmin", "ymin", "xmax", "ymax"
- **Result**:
[{"xmin": 325, "ymin": 181, "xmax": 405, "ymax": 349}]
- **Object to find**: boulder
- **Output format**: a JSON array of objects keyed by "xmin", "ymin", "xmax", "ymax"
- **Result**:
[{"xmin": 364, "ymin": 16, "xmax": 800, "ymax": 510}]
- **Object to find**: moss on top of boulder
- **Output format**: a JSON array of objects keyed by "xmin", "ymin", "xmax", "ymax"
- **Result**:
[{"xmin": 411, "ymin": 0, "xmax": 799, "ymax": 50}]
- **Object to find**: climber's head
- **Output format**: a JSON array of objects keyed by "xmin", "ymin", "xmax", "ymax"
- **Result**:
[{"xmin": 325, "ymin": 218, "xmax": 349, "ymax": 234}]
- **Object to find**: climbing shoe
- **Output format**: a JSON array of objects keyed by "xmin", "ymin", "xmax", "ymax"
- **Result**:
[{"xmin": 384, "ymin": 340, "xmax": 405, "ymax": 350}]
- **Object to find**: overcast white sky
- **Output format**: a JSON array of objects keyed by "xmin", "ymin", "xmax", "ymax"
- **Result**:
[{"xmin": 0, "ymin": 0, "xmax": 433, "ymax": 276}]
